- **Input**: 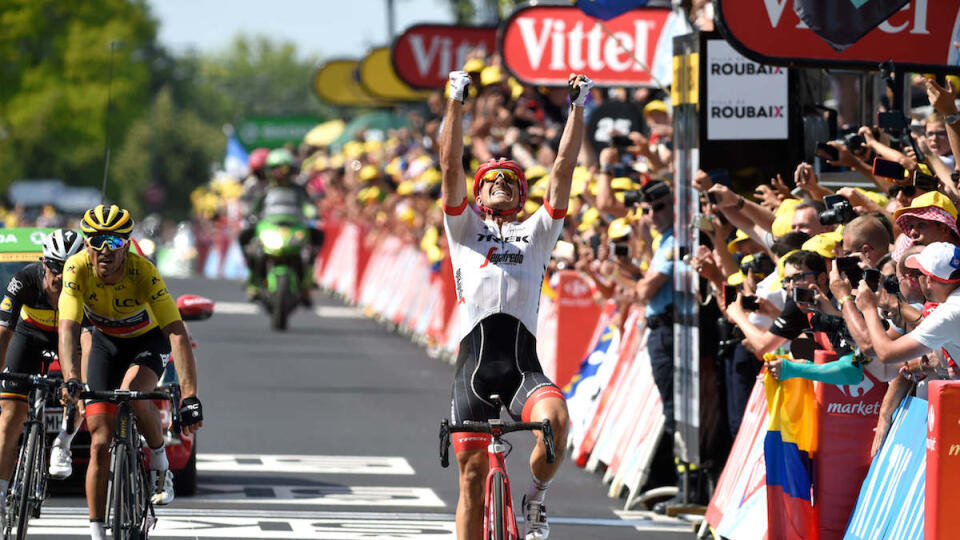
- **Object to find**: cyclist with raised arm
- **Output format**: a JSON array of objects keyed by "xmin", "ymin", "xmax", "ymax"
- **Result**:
[
  {"xmin": 57, "ymin": 205, "xmax": 203, "ymax": 540},
  {"xmin": 0, "ymin": 229, "xmax": 85, "ymax": 526},
  {"xmin": 440, "ymin": 70, "xmax": 592, "ymax": 540}
]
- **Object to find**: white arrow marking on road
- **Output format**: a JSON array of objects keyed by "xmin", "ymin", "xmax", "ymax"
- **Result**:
[
  {"xmin": 198, "ymin": 454, "xmax": 415, "ymax": 475},
  {"xmin": 27, "ymin": 516, "xmax": 457, "ymax": 539},
  {"xmin": 196, "ymin": 484, "xmax": 445, "ymax": 507}
]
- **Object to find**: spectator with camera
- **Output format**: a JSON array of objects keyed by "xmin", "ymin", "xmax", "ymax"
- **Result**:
[{"xmin": 892, "ymin": 191, "xmax": 960, "ymax": 259}]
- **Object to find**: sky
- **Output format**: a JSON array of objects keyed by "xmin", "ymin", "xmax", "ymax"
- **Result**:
[{"xmin": 149, "ymin": 0, "xmax": 457, "ymax": 60}]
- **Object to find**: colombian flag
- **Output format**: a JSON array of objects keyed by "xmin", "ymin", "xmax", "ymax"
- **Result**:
[
  {"xmin": 763, "ymin": 368, "xmax": 818, "ymax": 540},
  {"xmin": 574, "ymin": 0, "xmax": 650, "ymax": 21}
]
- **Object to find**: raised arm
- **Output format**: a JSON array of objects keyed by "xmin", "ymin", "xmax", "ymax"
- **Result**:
[
  {"xmin": 545, "ymin": 74, "xmax": 592, "ymax": 212},
  {"xmin": 439, "ymin": 71, "xmax": 471, "ymax": 209}
]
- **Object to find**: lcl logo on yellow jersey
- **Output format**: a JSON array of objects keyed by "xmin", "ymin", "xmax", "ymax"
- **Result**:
[{"xmin": 113, "ymin": 298, "xmax": 141, "ymax": 308}]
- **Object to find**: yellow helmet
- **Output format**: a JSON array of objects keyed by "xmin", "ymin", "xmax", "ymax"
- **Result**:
[{"xmin": 81, "ymin": 204, "xmax": 134, "ymax": 237}]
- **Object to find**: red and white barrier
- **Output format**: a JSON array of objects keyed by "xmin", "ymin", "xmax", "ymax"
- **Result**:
[{"xmin": 926, "ymin": 380, "xmax": 960, "ymax": 540}]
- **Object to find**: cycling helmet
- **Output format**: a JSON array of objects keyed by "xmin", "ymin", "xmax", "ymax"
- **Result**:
[
  {"xmin": 266, "ymin": 148, "xmax": 295, "ymax": 168},
  {"xmin": 249, "ymin": 148, "xmax": 270, "ymax": 171},
  {"xmin": 472, "ymin": 158, "xmax": 527, "ymax": 216},
  {"xmin": 80, "ymin": 204, "xmax": 134, "ymax": 237},
  {"xmin": 42, "ymin": 229, "xmax": 84, "ymax": 262}
]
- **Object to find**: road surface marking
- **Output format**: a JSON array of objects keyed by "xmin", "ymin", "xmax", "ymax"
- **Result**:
[
  {"xmin": 198, "ymin": 454, "xmax": 415, "ymax": 475},
  {"xmin": 27, "ymin": 516, "xmax": 457, "ymax": 539},
  {"xmin": 211, "ymin": 302, "xmax": 259, "ymax": 315},
  {"xmin": 196, "ymin": 484, "xmax": 445, "ymax": 507},
  {"xmin": 614, "ymin": 509, "xmax": 696, "ymax": 532},
  {"xmin": 314, "ymin": 306, "xmax": 365, "ymax": 319}
]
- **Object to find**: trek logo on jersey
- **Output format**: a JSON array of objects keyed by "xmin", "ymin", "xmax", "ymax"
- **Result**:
[
  {"xmin": 476, "ymin": 233, "xmax": 530, "ymax": 244},
  {"xmin": 0, "ymin": 297, "xmax": 12, "ymax": 312},
  {"xmin": 479, "ymin": 247, "xmax": 524, "ymax": 268}
]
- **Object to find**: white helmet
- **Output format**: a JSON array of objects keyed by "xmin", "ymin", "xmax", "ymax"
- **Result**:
[{"xmin": 42, "ymin": 229, "xmax": 84, "ymax": 263}]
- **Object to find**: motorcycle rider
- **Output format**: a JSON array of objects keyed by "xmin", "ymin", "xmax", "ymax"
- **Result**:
[{"xmin": 239, "ymin": 148, "xmax": 321, "ymax": 306}]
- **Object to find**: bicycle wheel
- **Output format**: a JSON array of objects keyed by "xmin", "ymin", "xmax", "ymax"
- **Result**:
[
  {"xmin": 12, "ymin": 422, "xmax": 41, "ymax": 540},
  {"xmin": 491, "ymin": 471, "xmax": 506, "ymax": 540},
  {"xmin": 110, "ymin": 443, "xmax": 134, "ymax": 540}
]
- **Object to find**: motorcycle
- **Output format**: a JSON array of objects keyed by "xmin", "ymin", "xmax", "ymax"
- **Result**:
[{"xmin": 253, "ymin": 215, "xmax": 308, "ymax": 331}]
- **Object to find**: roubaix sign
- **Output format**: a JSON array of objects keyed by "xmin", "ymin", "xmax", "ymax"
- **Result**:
[
  {"xmin": 716, "ymin": 0, "xmax": 960, "ymax": 71},
  {"xmin": 392, "ymin": 25, "xmax": 497, "ymax": 89},
  {"xmin": 501, "ymin": 5, "xmax": 672, "ymax": 87},
  {"xmin": 706, "ymin": 40, "xmax": 788, "ymax": 141}
]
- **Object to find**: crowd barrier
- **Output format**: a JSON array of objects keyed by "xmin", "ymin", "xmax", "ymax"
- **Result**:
[{"xmin": 312, "ymin": 220, "xmax": 960, "ymax": 538}]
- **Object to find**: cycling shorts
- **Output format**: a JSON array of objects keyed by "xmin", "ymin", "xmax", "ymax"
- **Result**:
[
  {"xmin": 0, "ymin": 329, "xmax": 56, "ymax": 402},
  {"xmin": 450, "ymin": 313, "xmax": 565, "ymax": 453},
  {"xmin": 85, "ymin": 327, "xmax": 169, "ymax": 412}
]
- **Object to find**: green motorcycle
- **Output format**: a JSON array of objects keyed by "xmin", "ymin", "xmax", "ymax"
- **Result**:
[{"xmin": 254, "ymin": 215, "xmax": 309, "ymax": 330}]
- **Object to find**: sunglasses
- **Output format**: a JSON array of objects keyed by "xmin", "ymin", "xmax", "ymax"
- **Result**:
[
  {"xmin": 925, "ymin": 131, "xmax": 948, "ymax": 138},
  {"xmin": 43, "ymin": 259, "xmax": 64, "ymax": 275},
  {"xmin": 888, "ymin": 184, "xmax": 916, "ymax": 198},
  {"xmin": 480, "ymin": 168, "xmax": 519, "ymax": 183},
  {"xmin": 640, "ymin": 202, "xmax": 667, "ymax": 215},
  {"xmin": 87, "ymin": 235, "xmax": 128, "ymax": 252}
]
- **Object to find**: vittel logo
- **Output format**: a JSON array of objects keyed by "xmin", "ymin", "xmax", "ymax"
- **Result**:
[
  {"xmin": 407, "ymin": 36, "xmax": 489, "ymax": 78},
  {"xmin": 515, "ymin": 18, "xmax": 655, "ymax": 72},
  {"xmin": 760, "ymin": 0, "xmax": 930, "ymax": 34},
  {"xmin": 710, "ymin": 105, "xmax": 784, "ymax": 119}
]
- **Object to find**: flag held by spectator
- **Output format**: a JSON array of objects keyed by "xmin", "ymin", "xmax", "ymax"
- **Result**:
[
  {"xmin": 575, "ymin": 0, "xmax": 650, "ymax": 21},
  {"xmin": 794, "ymin": 0, "xmax": 910, "ymax": 52},
  {"xmin": 763, "ymin": 367, "xmax": 818, "ymax": 539},
  {"xmin": 224, "ymin": 132, "xmax": 250, "ymax": 179}
]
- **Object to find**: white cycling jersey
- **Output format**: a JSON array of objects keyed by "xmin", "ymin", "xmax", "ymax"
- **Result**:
[{"xmin": 443, "ymin": 198, "xmax": 566, "ymax": 341}]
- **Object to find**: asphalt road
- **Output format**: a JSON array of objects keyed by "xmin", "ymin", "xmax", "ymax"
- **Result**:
[{"xmin": 30, "ymin": 276, "xmax": 696, "ymax": 539}]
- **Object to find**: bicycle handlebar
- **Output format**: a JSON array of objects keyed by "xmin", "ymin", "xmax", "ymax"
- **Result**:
[
  {"xmin": 439, "ymin": 418, "xmax": 556, "ymax": 468},
  {"xmin": 0, "ymin": 372, "xmax": 61, "ymax": 389},
  {"xmin": 79, "ymin": 383, "xmax": 183, "ymax": 434}
]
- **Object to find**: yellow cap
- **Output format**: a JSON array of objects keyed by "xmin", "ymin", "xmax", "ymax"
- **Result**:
[
  {"xmin": 726, "ymin": 229, "xmax": 751, "ymax": 254},
  {"xmin": 771, "ymin": 198, "xmax": 802, "ymax": 238},
  {"xmin": 578, "ymin": 207, "xmax": 601, "ymax": 232},
  {"xmin": 769, "ymin": 249, "xmax": 801, "ymax": 292},
  {"xmin": 523, "ymin": 200, "xmax": 540, "ymax": 215},
  {"xmin": 643, "ymin": 100, "xmax": 668, "ymax": 117},
  {"xmin": 608, "ymin": 217, "xmax": 632, "ymax": 240},
  {"xmin": 529, "ymin": 181, "xmax": 547, "ymax": 200},
  {"xmin": 480, "ymin": 65, "xmax": 503, "ymax": 86},
  {"xmin": 508, "ymin": 77, "xmax": 524, "ymax": 100},
  {"xmin": 802, "ymin": 231, "xmax": 842, "ymax": 259},
  {"xmin": 894, "ymin": 190, "xmax": 959, "ymax": 221},
  {"xmin": 398, "ymin": 207, "xmax": 417, "ymax": 225},
  {"xmin": 727, "ymin": 271, "xmax": 746, "ymax": 286},
  {"xmin": 364, "ymin": 139, "xmax": 383, "ymax": 155},
  {"xmin": 525, "ymin": 165, "xmax": 548, "ymax": 182},
  {"xmin": 463, "ymin": 58, "xmax": 485, "ymax": 73},
  {"xmin": 396, "ymin": 181, "xmax": 414, "ymax": 196},
  {"xmin": 343, "ymin": 141, "xmax": 364, "ymax": 159},
  {"xmin": 855, "ymin": 187, "xmax": 889, "ymax": 208},
  {"xmin": 610, "ymin": 177, "xmax": 641, "ymax": 191},
  {"xmin": 329, "ymin": 154, "xmax": 345, "ymax": 169},
  {"xmin": 359, "ymin": 164, "xmax": 379, "ymax": 183},
  {"xmin": 420, "ymin": 168, "xmax": 442, "ymax": 185}
]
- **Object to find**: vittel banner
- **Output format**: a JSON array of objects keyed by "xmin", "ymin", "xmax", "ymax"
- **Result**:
[
  {"xmin": 392, "ymin": 25, "xmax": 497, "ymax": 89},
  {"xmin": 500, "ymin": 5, "xmax": 671, "ymax": 87},
  {"xmin": 716, "ymin": 0, "xmax": 960, "ymax": 71},
  {"xmin": 706, "ymin": 40, "xmax": 788, "ymax": 141}
]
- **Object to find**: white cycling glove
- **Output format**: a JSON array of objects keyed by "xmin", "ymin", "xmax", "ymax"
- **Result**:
[
  {"xmin": 449, "ymin": 70, "xmax": 472, "ymax": 103},
  {"xmin": 569, "ymin": 75, "xmax": 594, "ymax": 107}
]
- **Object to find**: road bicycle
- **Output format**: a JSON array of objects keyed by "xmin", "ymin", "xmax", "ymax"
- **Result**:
[
  {"xmin": 79, "ymin": 384, "xmax": 181, "ymax": 540},
  {"xmin": 0, "ymin": 372, "xmax": 63, "ymax": 540},
  {"xmin": 440, "ymin": 394, "xmax": 556, "ymax": 540}
]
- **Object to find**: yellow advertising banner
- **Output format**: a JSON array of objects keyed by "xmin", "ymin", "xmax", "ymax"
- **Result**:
[
  {"xmin": 313, "ymin": 60, "xmax": 387, "ymax": 107},
  {"xmin": 358, "ymin": 47, "xmax": 432, "ymax": 102}
]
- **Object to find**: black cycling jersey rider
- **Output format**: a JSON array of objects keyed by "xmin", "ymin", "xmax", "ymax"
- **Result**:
[{"xmin": 0, "ymin": 229, "xmax": 86, "ymax": 526}]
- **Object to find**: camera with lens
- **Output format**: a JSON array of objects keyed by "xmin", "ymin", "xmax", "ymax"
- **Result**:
[
  {"xmin": 622, "ymin": 190, "xmax": 643, "ymax": 207},
  {"xmin": 741, "ymin": 252, "xmax": 775, "ymax": 277},
  {"xmin": 882, "ymin": 274, "xmax": 900, "ymax": 295},
  {"xmin": 843, "ymin": 132, "xmax": 866, "ymax": 152},
  {"xmin": 808, "ymin": 310, "xmax": 855, "ymax": 353},
  {"xmin": 818, "ymin": 194, "xmax": 856, "ymax": 226}
]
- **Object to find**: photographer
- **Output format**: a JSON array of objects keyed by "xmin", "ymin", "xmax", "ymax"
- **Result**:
[
  {"xmin": 839, "ymin": 215, "xmax": 892, "ymax": 269},
  {"xmin": 724, "ymin": 250, "xmax": 834, "ymax": 358}
]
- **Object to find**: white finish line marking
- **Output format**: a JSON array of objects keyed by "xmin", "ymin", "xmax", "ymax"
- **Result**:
[
  {"xmin": 209, "ymin": 303, "xmax": 365, "ymax": 319},
  {"xmin": 211, "ymin": 302, "xmax": 259, "ymax": 315},
  {"xmin": 27, "ymin": 516, "xmax": 456, "ymax": 539},
  {"xmin": 314, "ymin": 306, "xmax": 365, "ymax": 319},
  {"xmin": 198, "ymin": 454, "xmax": 415, "ymax": 475},
  {"xmin": 197, "ymin": 484, "xmax": 445, "ymax": 507}
]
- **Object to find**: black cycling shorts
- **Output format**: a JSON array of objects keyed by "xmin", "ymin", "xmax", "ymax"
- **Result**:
[
  {"xmin": 450, "ymin": 313, "xmax": 564, "ymax": 452},
  {"xmin": 85, "ymin": 327, "xmax": 169, "ymax": 407},
  {"xmin": 0, "ymin": 329, "xmax": 56, "ymax": 402}
]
